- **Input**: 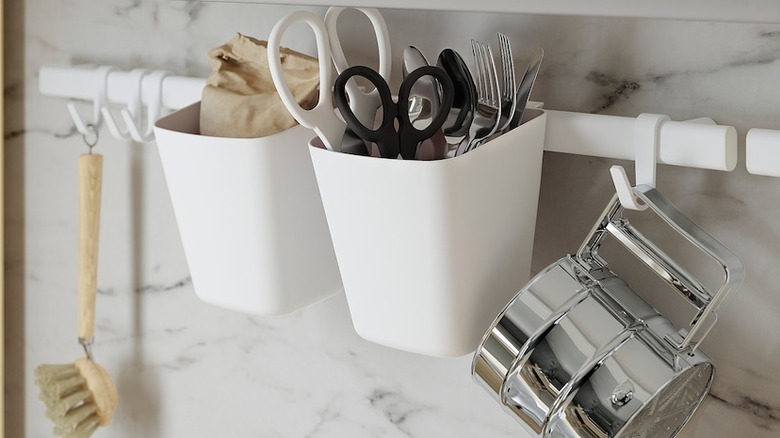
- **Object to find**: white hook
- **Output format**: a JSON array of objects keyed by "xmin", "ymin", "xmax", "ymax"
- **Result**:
[
  {"xmin": 66, "ymin": 65, "xmax": 116, "ymax": 135},
  {"xmin": 101, "ymin": 68, "xmax": 150, "ymax": 140},
  {"xmin": 122, "ymin": 70, "xmax": 170, "ymax": 142},
  {"xmin": 609, "ymin": 113, "xmax": 670, "ymax": 211}
]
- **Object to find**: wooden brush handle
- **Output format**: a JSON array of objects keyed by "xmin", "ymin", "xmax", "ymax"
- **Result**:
[{"xmin": 78, "ymin": 154, "xmax": 103, "ymax": 341}]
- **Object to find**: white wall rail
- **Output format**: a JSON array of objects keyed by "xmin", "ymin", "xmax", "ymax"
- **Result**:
[
  {"xmin": 544, "ymin": 110, "xmax": 737, "ymax": 172},
  {"xmin": 39, "ymin": 64, "xmax": 738, "ymax": 175},
  {"xmin": 40, "ymin": 65, "xmax": 203, "ymax": 144},
  {"xmin": 746, "ymin": 129, "xmax": 780, "ymax": 177},
  {"xmin": 39, "ymin": 65, "xmax": 204, "ymax": 115}
]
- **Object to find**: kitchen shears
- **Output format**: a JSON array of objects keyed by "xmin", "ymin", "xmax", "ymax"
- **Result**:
[
  {"xmin": 267, "ymin": 7, "xmax": 392, "ymax": 151},
  {"xmin": 334, "ymin": 65, "xmax": 454, "ymax": 159}
]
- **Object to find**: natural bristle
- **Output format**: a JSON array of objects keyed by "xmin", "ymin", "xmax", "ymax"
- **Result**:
[
  {"xmin": 46, "ymin": 389, "xmax": 93, "ymax": 419},
  {"xmin": 35, "ymin": 362, "xmax": 102, "ymax": 438},
  {"xmin": 54, "ymin": 403, "xmax": 100, "ymax": 438},
  {"xmin": 35, "ymin": 364, "xmax": 80, "ymax": 381},
  {"xmin": 35, "ymin": 364, "xmax": 86, "ymax": 411},
  {"xmin": 34, "ymin": 364, "xmax": 81, "ymax": 392},
  {"xmin": 54, "ymin": 414, "xmax": 99, "ymax": 438}
]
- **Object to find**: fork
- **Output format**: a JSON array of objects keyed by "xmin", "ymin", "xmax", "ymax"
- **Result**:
[
  {"xmin": 455, "ymin": 40, "xmax": 501, "ymax": 156},
  {"xmin": 495, "ymin": 33, "xmax": 516, "ymax": 134}
]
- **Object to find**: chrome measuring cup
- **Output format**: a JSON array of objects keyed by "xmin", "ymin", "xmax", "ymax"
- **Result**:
[{"xmin": 472, "ymin": 185, "xmax": 744, "ymax": 438}]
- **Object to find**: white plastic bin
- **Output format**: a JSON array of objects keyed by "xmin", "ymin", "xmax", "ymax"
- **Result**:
[
  {"xmin": 153, "ymin": 102, "xmax": 342, "ymax": 315},
  {"xmin": 309, "ymin": 110, "xmax": 547, "ymax": 357}
]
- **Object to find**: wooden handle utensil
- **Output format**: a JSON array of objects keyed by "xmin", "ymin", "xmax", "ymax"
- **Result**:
[{"xmin": 78, "ymin": 153, "xmax": 103, "ymax": 342}]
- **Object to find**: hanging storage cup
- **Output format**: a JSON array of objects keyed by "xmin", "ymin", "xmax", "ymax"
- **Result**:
[
  {"xmin": 473, "ymin": 185, "xmax": 744, "ymax": 437},
  {"xmin": 153, "ymin": 102, "xmax": 342, "ymax": 315},
  {"xmin": 308, "ymin": 109, "xmax": 547, "ymax": 357}
]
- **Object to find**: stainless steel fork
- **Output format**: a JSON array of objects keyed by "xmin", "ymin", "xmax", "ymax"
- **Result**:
[
  {"xmin": 455, "ymin": 39, "xmax": 501, "ymax": 156},
  {"xmin": 495, "ymin": 33, "xmax": 516, "ymax": 134}
]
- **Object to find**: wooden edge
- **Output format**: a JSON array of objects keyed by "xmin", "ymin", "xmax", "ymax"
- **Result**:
[
  {"xmin": 74, "ymin": 358, "xmax": 118, "ymax": 427},
  {"xmin": 2, "ymin": 0, "xmax": 6, "ymax": 435}
]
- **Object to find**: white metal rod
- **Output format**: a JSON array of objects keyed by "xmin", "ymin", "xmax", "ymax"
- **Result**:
[
  {"xmin": 38, "ymin": 65, "xmax": 739, "ymax": 173},
  {"xmin": 544, "ymin": 110, "xmax": 737, "ymax": 171},
  {"xmin": 746, "ymin": 128, "xmax": 780, "ymax": 177},
  {"xmin": 39, "ymin": 65, "xmax": 204, "ymax": 111}
]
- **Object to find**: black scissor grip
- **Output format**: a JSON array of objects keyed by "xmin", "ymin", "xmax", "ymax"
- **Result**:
[
  {"xmin": 397, "ymin": 66, "xmax": 454, "ymax": 159},
  {"xmin": 334, "ymin": 65, "xmax": 399, "ymax": 158},
  {"xmin": 334, "ymin": 64, "xmax": 454, "ymax": 159}
]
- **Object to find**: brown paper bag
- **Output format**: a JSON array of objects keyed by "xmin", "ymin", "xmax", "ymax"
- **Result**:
[{"xmin": 200, "ymin": 33, "xmax": 319, "ymax": 138}]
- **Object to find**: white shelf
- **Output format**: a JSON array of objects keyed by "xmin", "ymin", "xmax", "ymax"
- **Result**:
[{"xmin": 196, "ymin": 0, "xmax": 780, "ymax": 24}]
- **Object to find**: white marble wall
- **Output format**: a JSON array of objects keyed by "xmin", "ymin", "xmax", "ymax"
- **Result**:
[{"xmin": 6, "ymin": 1, "xmax": 780, "ymax": 437}]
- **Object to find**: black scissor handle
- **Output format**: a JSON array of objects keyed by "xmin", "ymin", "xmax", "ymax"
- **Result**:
[
  {"xmin": 397, "ymin": 66, "xmax": 455, "ymax": 160},
  {"xmin": 334, "ymin": 65, "xmax": 399, "ymax": 158}
]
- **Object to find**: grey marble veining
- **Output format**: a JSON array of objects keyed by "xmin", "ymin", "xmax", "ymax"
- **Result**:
[{"xmin": 6, "ymin": 1, "xmax": 780, "ymax": 437}]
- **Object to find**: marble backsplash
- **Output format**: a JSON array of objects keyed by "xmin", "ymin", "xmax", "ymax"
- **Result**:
[{"xmin": 5, "ymin": 1, "xmax": 780, "ymax": 437}]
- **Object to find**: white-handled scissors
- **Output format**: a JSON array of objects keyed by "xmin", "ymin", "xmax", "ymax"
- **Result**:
[
  {"xmin": 324, "ymin": 7, "xmax": 391, "ymax": 127},
  {"xmin": 267, "ymin": 7, "xmax": 392, "ymax": 151}
]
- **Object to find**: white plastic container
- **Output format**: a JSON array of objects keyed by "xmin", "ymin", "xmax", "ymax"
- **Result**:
[
  {"xmin": 153, "ymin": 102, "xmax": 342, "ymax": 315},
  {"xmin": 309, "ymin": 110, "xmax": 547, "ymax": 357}
]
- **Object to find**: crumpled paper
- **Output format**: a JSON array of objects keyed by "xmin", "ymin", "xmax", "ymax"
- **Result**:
[{"xmin": 200, "ymin": 33, "xmax": 319, "ymax": 138}]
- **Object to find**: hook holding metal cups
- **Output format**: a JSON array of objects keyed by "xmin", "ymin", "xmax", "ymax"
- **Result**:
[
  {"xmin": 609, "ymin": 113, "xmax": 670, "ymax": 211},
  {"xmin": 610, "ymin": 114, "xmax": 732, "ymax": 211}
]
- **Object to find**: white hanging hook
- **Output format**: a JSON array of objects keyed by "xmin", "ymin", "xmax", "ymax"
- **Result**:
[
  {"xmin": 101, "ymin": 68, "xmax": 150, "ymax": 140},
  {"xmin": 66, "ymin": 65, "xmax": 116, "ymax": 135},
  {"xmin": 610, "ymin": 113, "xmax": 670, "ymax": 211},
  {"xmin": 122, "ymin": 70, "xmax": 170, "ymax": 142}
]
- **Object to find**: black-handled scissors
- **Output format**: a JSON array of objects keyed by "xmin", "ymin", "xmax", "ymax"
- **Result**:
[{"xmin": 334, "ymin": 65, "xmax": 454, "ymax": 159}]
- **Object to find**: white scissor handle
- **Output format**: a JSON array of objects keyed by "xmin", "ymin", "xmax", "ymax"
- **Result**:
[
  {"xmin": 324, "ymin": 7, "xmax": 391, "ymax": 78},
  {"xmin": 324, "ymin": 7, "xmax": 392, "ymax": 127},
  {"xmin": 268, "ymin": 10, "xmax": 345, "ymax": 151}
]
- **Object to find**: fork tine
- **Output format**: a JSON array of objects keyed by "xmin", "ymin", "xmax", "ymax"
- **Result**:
[
  {"xmin": 483, "ymin": 42, "xmax": 499, "ymax": 105},
  {"xmin": 471, "ymin": 39, "xmax": 486, "ymax": 102},
  {"xmin": 498, "ymin": 35, "xmax": 507, "ymax": 97},
  {"xmin": 458, "ymin": 38, "xmax": 504, "ymax": 155},
  {"xmin": 499, "ymin": 33, "xmax": 515, "ymax": 98},
  {"xmin": 494, "ymin": 33, "xmax": 517, "ymax": 134}
]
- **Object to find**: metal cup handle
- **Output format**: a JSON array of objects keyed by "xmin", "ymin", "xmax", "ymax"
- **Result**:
[
  {"xmin": 500, "ymin": 288, "xmax": 592, "ymax": 407},
  {"xmin": 543, "ymin": 326, "xmax": 641, "ymax": 436},
  {"xmin": 576, "ymin": 185, "xmax": 744, "ymax": 352}
]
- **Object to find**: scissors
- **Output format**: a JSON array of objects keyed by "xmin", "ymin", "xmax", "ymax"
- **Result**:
[
  {"xmin": 334, "ymin": 65, "xmax": 454, "ymax": 160},
  {"xmin": 267, "ymin": 8, "xmax": 392, "ymax": 152}
]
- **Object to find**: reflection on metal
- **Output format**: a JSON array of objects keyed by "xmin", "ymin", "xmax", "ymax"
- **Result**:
[
  {"xmin": 473, "ymin": 187, "xmax": 744, "ymax": 437},
  {"xmin": 610, "ymin": 381, "xmax": 635, "ymax": 407}
]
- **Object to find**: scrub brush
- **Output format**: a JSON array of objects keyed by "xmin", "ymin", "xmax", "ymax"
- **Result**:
[{"xmin": 35, "ymin": 152, "xmax": 117, "ymax": 438}]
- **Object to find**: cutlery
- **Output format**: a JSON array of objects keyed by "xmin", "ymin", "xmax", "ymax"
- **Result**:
[
  {"xmin": 455, "ymin": 39, "xmax": 501, "ymax": 156},
  {"xmin": 495, "ymin": 33, "xmax": 516, "ymax": 134},
  {"xmin": 403, "ymin": 46, "xmax": 441, "ymax": 125},
  {"xmin": 436, "ymin": 48, "xmax": 476, "ymax": 140},
  {"xmin": 402, "ymin": 46, "xmax": 451, "ymax": 159},
  {"xmin": 508, "ymin": 48, "xmax": 544, "ymax": 131}
]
